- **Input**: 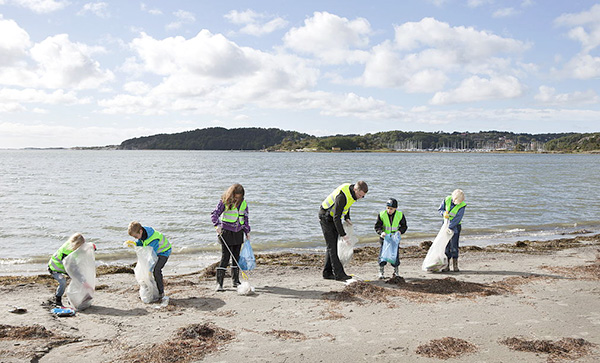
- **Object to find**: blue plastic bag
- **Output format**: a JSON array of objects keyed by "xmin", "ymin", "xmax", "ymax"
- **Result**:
[
  {"xmin": 238, "ymin": 240, "xmax": 256, "ymax": 271},
  {"xmin": 379, "ymin": 232, "xmax": 401, "ymax": 265}
]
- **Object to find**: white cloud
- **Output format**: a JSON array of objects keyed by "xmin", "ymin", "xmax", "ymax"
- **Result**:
[
  {"xmin": 225, "ymin": 9, "xmax": 288, "ymax": 36},
  {"xmin": 283, "ymin": 11, "xmax": 372, "ymax": 64},
  {"xmin": 78, "ymin": 2, "xmax": 109, "ymax": 18},
  {"xmin": 29, "ymin": 34, "xmax": 114, "ymax": 89},
  {"xmin": 555, "ymin": 4, "xmax": 600, "ymax": 53},
  {"xmin": 493, "ymin": 8, "xmax": 519, "ymax": 18},
  {"xmin": 166, "ymin": 9, "xmax": 195, "ymax": 31},
  {"xmin": 467, "ymin": 0, "xmax": 493, "ymax": 7},
  {"xmin": 561, "ymin": 53, "xmax": 600, "ymax": 79},
  {"xmin": 5, "ymin": 0, "xmax": 68, "ymax": 13},
  {"xmin": 0, "ymin": 88, "xmax": 82, "ymax": 107},
  {"xmin": 535, "ymin": 86, "xmax": 599, "ymax": 105},
  {"xmin": 0, "ymin": 121, "xmax": 189, "ymax": 148},
  {"xmin": 430, "ymin": 75, "xmax": 523, "ymax": 104},
  {"xmin": 140, "ymin": 2, "xmax": 162, "ymax": 15},
  {"xmin": 0, "ymin": 20, "xmax": 113, "ymax": 90},
  {"xmin": 358, "ymin": 18, "xmax": 528, "ymax": 90},
  {"xmin": 0, "ymin": 18, "xmax": 31, "ymax": 66}
]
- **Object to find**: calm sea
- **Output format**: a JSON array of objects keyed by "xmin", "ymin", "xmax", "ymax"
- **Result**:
[{"xmin": 1, "ymin": 150, "xmax": 599, "ymax": 275}]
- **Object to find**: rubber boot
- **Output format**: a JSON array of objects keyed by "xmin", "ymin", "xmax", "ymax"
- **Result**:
[
  {"xmin": 452, "ymin": 258, "xmax": 459, "ymax": 272},
  {"xmin": 378, "ymin": 265, "xmax": 385, "ymax": 279},
  {"xmin": 441, "ymin": 260, "xmax": 450, "ymax": 272},
  {"xmin": 232, "ymin": 266, "xmax": 241, "ymax": 287},
  {"xmin": 55, "ymin": 295, "xmax": 63, "ymax": 307},
  {"xmin": 215, "ymin": 268, "xmax": 225, "ymax": 292},
  {"xmin": 393, "ymin": 265, "xmax": 399, "ymax": 277}
]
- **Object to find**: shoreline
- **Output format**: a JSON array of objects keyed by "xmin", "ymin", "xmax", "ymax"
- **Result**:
[{"xmin": 1, "ymin": 233, "xmax": 600, "ymax": 362}]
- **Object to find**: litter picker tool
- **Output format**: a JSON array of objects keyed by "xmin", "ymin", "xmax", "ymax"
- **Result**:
[{"xmin": 218, "ymin": 233, "xmax": 255, "ymax": 295}]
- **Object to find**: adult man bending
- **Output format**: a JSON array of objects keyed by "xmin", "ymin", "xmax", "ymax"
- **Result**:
[{"xmin": 319, "ymin": 181, "xmax": 368, "ymax": 281}]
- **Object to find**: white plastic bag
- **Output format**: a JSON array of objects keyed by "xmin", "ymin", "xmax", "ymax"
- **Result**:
[
  {"xmin": 134, "ymin": 246, "xmax": 159, "ymax": 303},
  {"xmin": 337, "ymin": 221, "xmax": 359, "ymax": 266},
  {"xmin": 64, "ymin": 242, "xmax": 96, "ymax": 310},
  {"xmin": 422, "ymin": 219, "xmax": 454, "ymax": 272}
]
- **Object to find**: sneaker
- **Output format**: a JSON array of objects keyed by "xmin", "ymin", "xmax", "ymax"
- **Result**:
[
  {"xmin": 215, "ymin": 284, "xmax": 225, "ymax": 292},
  {"xmin": 377, "ymin": 272, "xmax": 385, "ymax": 280}
]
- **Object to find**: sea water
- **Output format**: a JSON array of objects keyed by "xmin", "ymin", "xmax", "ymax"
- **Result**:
[{"xmin": 1, "ymin": 150, "xmax": 599, "ymax": 275}]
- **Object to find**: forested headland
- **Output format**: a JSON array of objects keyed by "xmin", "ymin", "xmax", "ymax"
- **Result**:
[{"xmin": 117, "ymin": 127, "xmax": 600, "ymax": 152}]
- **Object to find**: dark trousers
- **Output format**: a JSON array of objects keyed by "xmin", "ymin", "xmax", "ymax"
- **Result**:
[
  {"xmin": 219, "ymin": 229, "xmax": 243, "ymax": 269},
  {"xmin": 153, "ymin": 255, "xmax": 169, "ymax": 295},
  {"xmin": 445, "ymin": 224, "xmax": 461, "ymax": 259},
  {"xmin": 320, "ymin": 216, "xmax": 347, "ymax": 278}
]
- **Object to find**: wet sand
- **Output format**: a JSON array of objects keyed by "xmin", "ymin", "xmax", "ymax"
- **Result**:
[{"xmin": 1, "ymin": 233, "xmax": 600, "ymax": 362}]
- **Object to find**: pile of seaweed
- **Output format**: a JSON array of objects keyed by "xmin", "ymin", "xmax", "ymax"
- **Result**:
[
  {"xmin": 321, "ymin": 275, "xmax": 549, "ymax": 305},
  {"xmin": 119, "ymin": 323, "xmax": 234, "ymax": 363},
  {"xmin": 500, "ymin": 337, "xmax": 596, "ymax": 362},
  {"xmin": 415, "ymin": 337, "xmax": 478, "ymax": 359}
]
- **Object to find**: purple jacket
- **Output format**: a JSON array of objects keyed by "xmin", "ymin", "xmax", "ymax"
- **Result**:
[{"xmin": 211, "ymin": 200, "xmax": 251, "ymax": 234}]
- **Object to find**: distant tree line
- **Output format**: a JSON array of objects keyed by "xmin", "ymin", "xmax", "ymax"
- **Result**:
[
  {"xmin": 117, "ymin": 127, "xmax": 600, "ymax": 152},
  {"xmin": 118, "ymin": 127, "xmax": 311, "ymax": 150}
]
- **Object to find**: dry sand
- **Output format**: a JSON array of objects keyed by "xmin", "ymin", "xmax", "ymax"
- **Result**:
[{"xmin": 1, "ymin": 234, "xmax": 600, "ymax": 363}]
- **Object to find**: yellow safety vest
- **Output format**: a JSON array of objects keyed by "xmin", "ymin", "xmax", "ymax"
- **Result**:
[
  {"xmin": 143, "ymin": 230, "xmax": 171, "ymax": 254},
  {"xmin": 379, "ymin": 210, "xmax": 403, "ymax": 234},
  {"xmin": 48, "ymin": 241, "xmax": 74, "ymax": 273},
  {"xmin": 445, "ymin": 195, "xmax": 466, "ymax": 224},
  {"xmin": 222, "ymin": 200, "xmax": 247, "ymax": 225},
  {"xmin": 321, "ymin": 183, "xmax": 355, "ymax": 218}
]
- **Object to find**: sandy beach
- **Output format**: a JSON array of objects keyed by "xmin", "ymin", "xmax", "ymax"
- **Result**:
[{"xmin": 2, "ymin": 233, "xmax": 600, "ymax": 363}]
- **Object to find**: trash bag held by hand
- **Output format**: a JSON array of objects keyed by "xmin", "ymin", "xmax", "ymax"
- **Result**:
[
  {"xmin": 379, "ymin": 232, "xmax": 401, "ymax": 264},
  {"xmin": 134, "ymin": 246, "xmax": 159, "ymax": 303},
  {"xmin": 422, "ymin": 219, "xmax": 454, "ymax": 272},
  {"xmin": 238, "ymin": 239, "xmax": 256, "ymax": 271},
  {"xmin": 64, "ymin": 242, "xmax": 96, "ymax": 310},
  {"xmin": 337, "ymin": 221, "xmax": 359, "ymax": 266}
]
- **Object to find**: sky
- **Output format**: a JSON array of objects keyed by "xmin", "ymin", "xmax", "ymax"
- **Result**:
[{"xmin": 0, "ymin": 1, "xmax": 599, "ymax": 148}]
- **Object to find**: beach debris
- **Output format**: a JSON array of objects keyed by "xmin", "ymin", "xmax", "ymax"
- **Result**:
[
  {"xmin": 9, "ymin": 306, "xmax": 27, "ymax": 314},
  {"xmin": 0, "ymin": 324, "xmax": 55, "ymax": 339},
  {"xmin": 415, "ymin": 337, "xmax": 477, "ymax": 359},
  {"xmin": 51, "ymin": 307, "xmax": 76, "ymax": 317},
  {"xmin": 237, "ymin": 280, "xmax": 255, "ymax": 295},
  {"xmin": 265, "ymin": 329, "xmax": 307, "ymax": 341},
  {"xmin": 543, "ymin": 256, "xmax": 600, "ymax": 280},
  {"xmin": 120, "ymin": 323, "xmax": 234, "ymax": 363},
  {"xmin": 500, "ymin": 337, "xmax": 596, "ymax": 362}
]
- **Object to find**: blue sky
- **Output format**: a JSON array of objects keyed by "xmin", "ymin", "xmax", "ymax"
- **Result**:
[{"xmin": 0, "ymin": 0, "xmax": 599, "ymax": 148}]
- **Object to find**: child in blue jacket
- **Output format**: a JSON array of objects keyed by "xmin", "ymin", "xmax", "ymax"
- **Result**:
[{"xmin": 128, "ymin": 221, "xmax": 172, "ymax": 301}]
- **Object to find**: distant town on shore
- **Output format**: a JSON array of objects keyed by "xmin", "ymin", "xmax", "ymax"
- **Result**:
[{"xmin": 79, "ymin": 127, "xmax": 600, "ymax": 153}]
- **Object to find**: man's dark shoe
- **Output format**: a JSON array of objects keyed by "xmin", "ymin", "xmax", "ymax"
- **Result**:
[
  {"xmin": 335, "ymin": 274, "xmax": 352, "ymax": 281},
  {"xmin": 323, "ymin": 272, "xmax": 335, "ymax": 280}
]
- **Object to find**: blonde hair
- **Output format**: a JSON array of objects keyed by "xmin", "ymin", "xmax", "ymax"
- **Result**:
[
  {"xmin": 128, "ymin": 221, "xmax": 143, "ymax": 237},
  {"xmin": 68, "ymin": 233, "xmax": 85, "ymax": 250},
  {"xmin": 222, "ymin": 183, "xmax": 245, "ymax": 209},
  {"xmin": 452, "ymin": 189, "xmax": 465, "ymax": 204}
]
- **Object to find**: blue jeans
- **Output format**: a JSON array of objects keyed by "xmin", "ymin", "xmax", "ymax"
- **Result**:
[
  {"xmin": 445, "ymin": 224, "xmax": 461, "ymax": 259},
  {"xmin": 50, "ymin": 269, "xmax": 67, "ymax": 297}
]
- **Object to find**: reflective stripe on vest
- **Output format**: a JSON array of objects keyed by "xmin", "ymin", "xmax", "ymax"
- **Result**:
[
  {"xmin": 379, "ymin": 210, "xmax": 403, "ymax": 234},
  {"xmin": 143, "ymin": 230, "xmax": 171, "ymax": 254},
  {"xmin": 445, "ymin": 195, "xmax": 466, "ymax": 224},
  {"xmin": 222, "ymin": 200, "xmax": 247, "ymax": 225},
  {"xmin": 48, "ymin": 241, "xmax": 74, "ymax": 273},
  {"xmin": 321, "ymin": 183, "xmax": 356, "ymax": 218}
]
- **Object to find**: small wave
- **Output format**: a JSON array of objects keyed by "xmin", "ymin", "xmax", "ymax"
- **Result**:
[{"xmin": 0, "ymin": 258, "xmax": 31, "ymax": 265}]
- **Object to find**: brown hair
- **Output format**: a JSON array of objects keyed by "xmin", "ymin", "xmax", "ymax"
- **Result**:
[
  {"xmin": 356, "ymin": 180, "xmax": 368, "ymax": 193},
  {"xmin": 222, "ymin": 183, "xmax": 245, "ymax": 209},
  {"xmin": 128, "ymin": 221, "xmax": 143, "ymax": 237}
]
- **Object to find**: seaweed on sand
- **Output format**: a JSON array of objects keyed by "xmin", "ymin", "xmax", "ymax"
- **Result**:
[
  {"xmin": 119, "ymin": 323, "xmax": 234, "ymax": 363},
  {"xmin": 415, "ymin": 337, "xmax": 477, "ymax": 359}
]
